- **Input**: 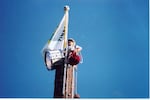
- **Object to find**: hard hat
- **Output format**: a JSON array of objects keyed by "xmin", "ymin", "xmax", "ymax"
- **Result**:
[
  {"xmin": 68, "ymin": 38, "xmax": 76, "ymax": 45},
  {"xmin": 68, "ymin": 38, "xmax": 75, "ymax": 42}
]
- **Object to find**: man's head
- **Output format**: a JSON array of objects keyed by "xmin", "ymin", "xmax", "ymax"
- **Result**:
[{"xmin": 68, "ymin": 38, "xmax": 75, "ymax": 46}]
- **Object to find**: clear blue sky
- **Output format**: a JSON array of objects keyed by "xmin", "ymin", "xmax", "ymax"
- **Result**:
[{"xmin": 0, "ymin": 0, "xmax": 149, "ymax": 98}]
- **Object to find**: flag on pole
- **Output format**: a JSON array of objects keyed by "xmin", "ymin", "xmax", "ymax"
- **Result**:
[
  {"xmin": 42, "ymin": 6, "xmax": 69, "ymax": 55},
  {"xmin": 41, "ymin": 6, "xmax": 69, "ymax": 70},
  {"xmin": 42, "ymin": 15, "xmax": 66, "ymax": 55}
]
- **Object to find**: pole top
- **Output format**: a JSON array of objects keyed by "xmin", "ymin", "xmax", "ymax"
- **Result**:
[{"xmin": 64, "ymin": 5, "xmax": 70, "ymax": 12}]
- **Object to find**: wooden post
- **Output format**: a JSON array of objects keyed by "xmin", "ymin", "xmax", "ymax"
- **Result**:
[
  {"xmin": 53, "ymin": 65, "xmax": 75, "ymax": 98},
  {"xmin": 64, "ymin": 66, "xmax": 74, "ymax": 98},
  {"xmin": 53, "ymin": 65, "xmax": 65, "ymax": 98}
]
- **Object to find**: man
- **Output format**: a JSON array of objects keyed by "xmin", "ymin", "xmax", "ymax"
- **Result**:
[
  {"xmin": 67, "ymin": 38, "xmax": 82, "ymax": 65},
  {"xmin": 68, "ymin": 38, "xmax": 82, "ymax": 52}
]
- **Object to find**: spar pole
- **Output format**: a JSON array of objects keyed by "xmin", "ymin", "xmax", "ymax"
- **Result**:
[{"xmin": 62, "ymin": 5, "xmax": 70, "ymax": 97}]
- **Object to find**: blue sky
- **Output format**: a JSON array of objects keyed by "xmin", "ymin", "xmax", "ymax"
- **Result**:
[{"xmin": 0, "ymin": 0, "xmax": 149, "ymax": 98}]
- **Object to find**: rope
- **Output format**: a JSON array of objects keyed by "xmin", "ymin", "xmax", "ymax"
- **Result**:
[
  {"xmin": 79, "ymin": 52, "xmax": 83, "ymax": 63},
  {"xmin": 71, "ymin": 66, "xmax": 75, "ymax": 98},
  {"xmin": 75, "ymin": 66, "xmax": 78, "ymax": 94}
]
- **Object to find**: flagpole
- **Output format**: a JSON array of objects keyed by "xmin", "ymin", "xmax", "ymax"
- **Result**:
[
  {"xmin": 63, "ymin": 5, "xmax": 69, "ymax": 49},
  {"xmin": 62, "ymin": 5, "xmax": 70, "ymax": 97}
]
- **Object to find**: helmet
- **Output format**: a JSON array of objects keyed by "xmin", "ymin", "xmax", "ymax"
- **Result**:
[
  {"xmin": 68, "ymin": 38, "xmax": 76, "ymax": 45},
  {"xmin": 68, "ymin": 38, "xmax": 75, "ymax": 42}
]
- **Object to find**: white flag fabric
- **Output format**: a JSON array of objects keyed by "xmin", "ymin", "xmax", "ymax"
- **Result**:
[
  {"xmin": 42, "ymin": 12, "xmax": 68, "ymax": 56},
  {"xmin": 41, "ymin": 6, "xmax": 70, "ymax": 71}
]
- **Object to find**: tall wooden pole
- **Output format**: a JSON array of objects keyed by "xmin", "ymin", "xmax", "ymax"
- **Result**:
[
  {"xmin": 53, "ymin": 65, "xmax": 75, "ymax": 98},
  {"xmin": 64, "ymin": 65, "xmax": 74, "ymax": 98}
]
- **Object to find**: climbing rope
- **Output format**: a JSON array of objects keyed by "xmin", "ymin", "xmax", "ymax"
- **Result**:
[{"xmin": 75, "ymin": 66, "xmax": 78, "ymax": 94}]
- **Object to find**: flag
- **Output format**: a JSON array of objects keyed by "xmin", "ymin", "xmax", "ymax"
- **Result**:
[
  {"xmin": 42, "ymin": 11, "xmax": 69, "ymax": 56},
  {"xmin": 41, "ymin": 6, "xmax": 69, "ymax": 70}
]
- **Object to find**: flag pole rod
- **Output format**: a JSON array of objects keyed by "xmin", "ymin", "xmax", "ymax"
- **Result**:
[{"xmin": 62, "ymin": 5, "xmax": 70, "ymax": 97}]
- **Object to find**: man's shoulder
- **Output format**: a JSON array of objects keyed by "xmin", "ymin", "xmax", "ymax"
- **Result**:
[{"xmin": 76, "ymin": 45, "xmax": 82, "ymax": 49}]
